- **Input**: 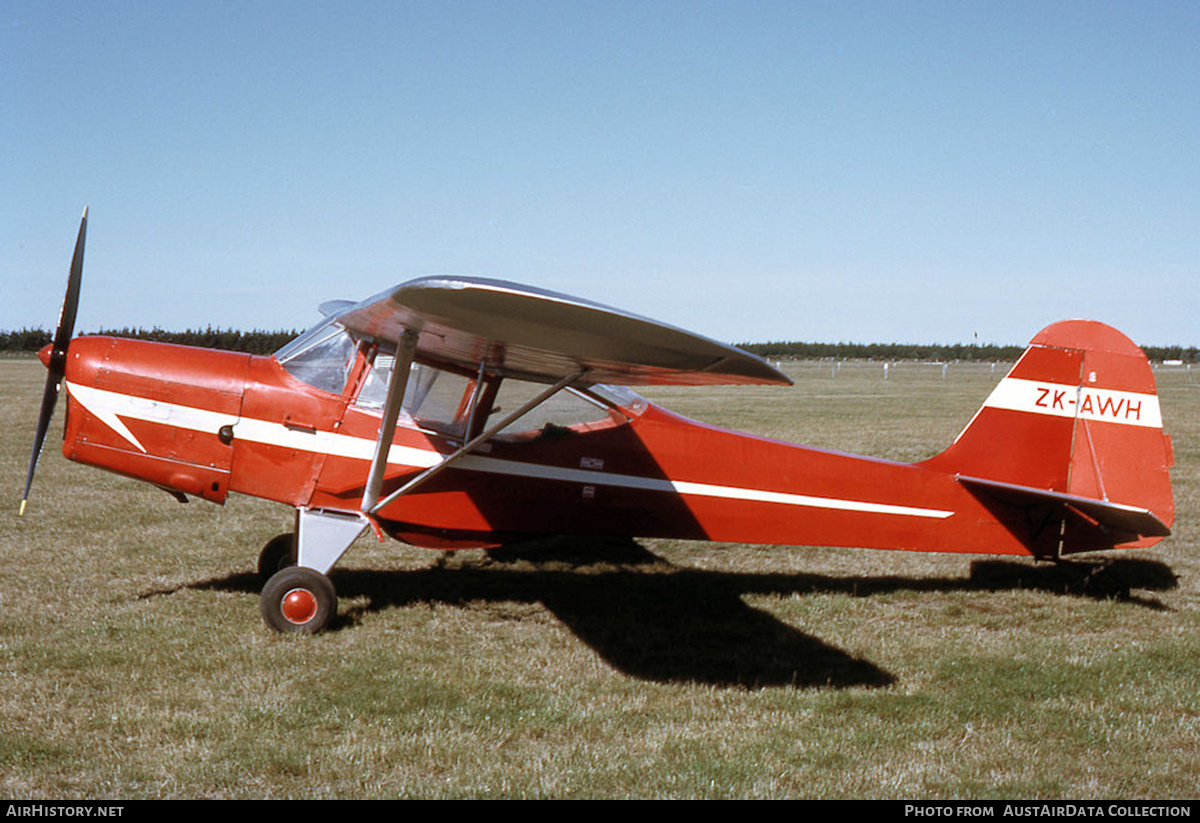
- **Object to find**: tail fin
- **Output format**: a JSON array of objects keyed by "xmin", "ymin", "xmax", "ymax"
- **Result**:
[{"xmin": 923, "ymin": 320, "xmax": 1174, "ymax": 555}]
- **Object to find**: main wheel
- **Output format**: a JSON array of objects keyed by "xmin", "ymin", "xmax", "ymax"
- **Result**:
[
  {"xmin": 260, "ymin": 566, "xmax": 337, "ymax": 634},
  {"xmin": 257, "ymin": 533, "xmax": 296, "ymax": 583}
]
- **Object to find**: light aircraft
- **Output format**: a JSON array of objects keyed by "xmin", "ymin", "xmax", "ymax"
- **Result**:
[{"xmin": 22, "ymin": 210, "xmax": 1175, "ymax": 633}]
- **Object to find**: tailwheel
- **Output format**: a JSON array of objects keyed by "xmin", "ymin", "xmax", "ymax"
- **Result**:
[
  {"xmin": 257, "ymin": 533, "xmax": 296, "ymax": 583},
  {"xmin": 261, "ymin": 567, "xmax": 337, "ymax": 634}
]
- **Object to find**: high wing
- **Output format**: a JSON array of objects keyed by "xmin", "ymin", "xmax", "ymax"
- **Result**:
[{"xmin": 328, "ymin": 276, "xmax": 792, "ymax": 387}]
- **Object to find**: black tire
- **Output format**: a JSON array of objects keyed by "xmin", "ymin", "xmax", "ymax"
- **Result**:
[
  {"xmin": 257, "ymin": 533, "xmax": 296, "ymax": 583},
  {"xmin": 260, "ymin": 566, "xmax": 337, "ymax": 634}
]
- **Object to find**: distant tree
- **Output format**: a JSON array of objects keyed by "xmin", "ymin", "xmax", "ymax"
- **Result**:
[{"xmin": 0, "ymin": 328, "xmax": 53, "ymax": 353}]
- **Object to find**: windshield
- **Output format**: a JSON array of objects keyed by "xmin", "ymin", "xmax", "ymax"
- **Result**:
[{"xmin": 275, "ymin": 319, "xmax": 356, "ymax": 395}]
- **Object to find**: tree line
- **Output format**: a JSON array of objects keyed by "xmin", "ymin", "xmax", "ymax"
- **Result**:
[
  {"xmin": 1, "ymin": 327, "xmax": 1196, "ymax": 363},
  {"xmin": 0, "ymin": 327, "xmax": 298, "ymax": 355},
  {"xmin": 739, "ymin": 340, "xmax": 1028, "ymax": 362},
  {"xmin": 740, "ymin": 340, "xmax": 1198, "ymax": 363}
]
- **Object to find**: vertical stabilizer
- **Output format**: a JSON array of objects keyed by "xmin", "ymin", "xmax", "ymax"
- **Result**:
[{"xmin": 923, "ymin": 320, "xmax": 1174, "ymax": 553}]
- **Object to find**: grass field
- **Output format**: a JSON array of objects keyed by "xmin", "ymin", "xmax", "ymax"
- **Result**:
[{"xmin": 1, "ymin": 357, "xmax": 1196, "ymax": 799}]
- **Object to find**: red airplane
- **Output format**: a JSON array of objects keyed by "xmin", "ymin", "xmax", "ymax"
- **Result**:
[{"xmin": 22, "ymin": 210, "xmax": 1175, "ymax": 633}]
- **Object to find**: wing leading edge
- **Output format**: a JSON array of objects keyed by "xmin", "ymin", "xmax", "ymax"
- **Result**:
[{"xmin": 331, "ymin": 276, "xmax": 792, "ymax": 387}]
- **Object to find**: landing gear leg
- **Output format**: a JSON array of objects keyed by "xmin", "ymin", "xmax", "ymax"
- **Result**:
[{"xmin": 258, "ymin": 508, "xmax": 367, "ymax": 634}]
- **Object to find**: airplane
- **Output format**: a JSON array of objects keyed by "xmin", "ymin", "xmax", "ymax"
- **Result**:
[{"xmin": 21, "ymin": 210, "xmax": 1175, "ymax": 633}]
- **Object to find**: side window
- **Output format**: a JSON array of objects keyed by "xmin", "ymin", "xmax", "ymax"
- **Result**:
[
  {"xmin": 355, "ymin": 355, "xmax": 472, "ymax": 438},
  {"xmin": 351, "ymin": 351, "xmax": 646, "ymax": 441},
  {"xmin": 491, "ymin": 380, "xmax": 622, "ymax": 437},
  {"xmin": 406, "ymin": 367, "xmax": 472, "ymax": 435},
  {"xmin": 355, "ymin": 354, "xmax": 397, "ymax": 409}
]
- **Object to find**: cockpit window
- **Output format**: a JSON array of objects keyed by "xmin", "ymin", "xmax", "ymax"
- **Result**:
[
  {"xmin": 587, "ymin": 384, "xmax": 648, "ymax": 416},
  {"xmin": 491, "ymin": 381, "xmax": 626, "ymax": 436},
  {"xmin": 347, "ymin": 341, "xmax": 650, "ymax": 440},
  {"xmin": 275, "ymin": 319, "xmax": 356, "ymax": 395},
  {"xmin": 356, "ymin": 355, "xmax": 472, "ymax": 438}
]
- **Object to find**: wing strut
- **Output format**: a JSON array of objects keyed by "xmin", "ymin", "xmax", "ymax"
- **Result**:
[
  {"xmin": 361, "ymin": 329, "xmax": 419, "ymax": 513},
  {"xmin": 368, "ymin": 368, "xmax": 586, "ymax": 516},
  {"xmin": 463, "ymin": 358, "xmax": 488, "ymax": 441}
]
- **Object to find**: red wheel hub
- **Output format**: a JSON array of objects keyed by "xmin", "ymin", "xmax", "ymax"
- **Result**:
[{"xmin": 280, "ymin": 587, "xmax": 318, "ymax": 625}]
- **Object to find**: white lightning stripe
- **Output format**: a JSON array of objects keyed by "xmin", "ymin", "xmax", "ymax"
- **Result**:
[
  {"xmin": 66, "ymin": 381, "xmax": 440, "ymax": 469},
  {"xmin": 982, "ymin": 378, "xmax": 1162, "ymax": 428},
  {"xmin": 65, "ymin": 381, "xmax": 953, "ymax": 520},
  {"xmin": 231, "ymin": 417, "xmax": 442, "ymax": 469},
  {"xmin": 66, "ymin": 382, "xmax": 239, "ymax": 453},
  {"xmin": 454, "ymin": 455, "xmax": 953, "ymax": 518}
]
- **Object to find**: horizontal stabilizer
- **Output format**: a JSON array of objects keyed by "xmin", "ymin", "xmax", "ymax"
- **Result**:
[{"xmin": 958, "ymin": 475, "xmax": 1171, "ymax": 539}]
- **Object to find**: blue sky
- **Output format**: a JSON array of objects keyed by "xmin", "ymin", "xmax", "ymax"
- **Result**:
[{"xmin": 4, "ymin": 1, "xmax": 1198, "ymax": 346}]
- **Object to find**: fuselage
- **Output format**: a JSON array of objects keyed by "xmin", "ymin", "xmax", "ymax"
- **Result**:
[
  {"xmin": 31, "ymin": 221, "xmax": 1171, "ymax": 636},
  {"xmin": 54, "ymin": 334, "xmax": 1056, "ymax": 558}
]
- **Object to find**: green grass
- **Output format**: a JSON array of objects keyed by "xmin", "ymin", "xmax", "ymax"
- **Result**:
[{"xmin": 1, "ymin": 358, "xmax": 1197, "ymax": 798}]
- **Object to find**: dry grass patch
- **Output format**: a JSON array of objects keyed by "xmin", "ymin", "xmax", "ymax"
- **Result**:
[{"xmin": 1, "ymin": 358, "xmax": 1197, "ymax": 798}]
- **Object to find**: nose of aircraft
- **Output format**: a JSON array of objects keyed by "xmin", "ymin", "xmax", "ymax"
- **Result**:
[{"xmin": 37, "ymin": 342, "xmax": 54, "ymax": 369}]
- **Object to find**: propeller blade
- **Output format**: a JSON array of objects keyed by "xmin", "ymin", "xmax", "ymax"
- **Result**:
[{"xmin": 20, "ymin": 208, "xmax": 88, "ymax": 515}]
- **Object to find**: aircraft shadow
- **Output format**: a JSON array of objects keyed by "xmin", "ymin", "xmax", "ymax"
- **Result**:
[
  {"xmin": 155, "ymin": 536, "xmax": 1176, "ymax": 689},
  {"xmin": 338, "ymin": 536, "xmax": 895, "ymax": 690},
  {"xmin": 727, "ymin": 554, "xmax": 1178, "ymax": 611}
]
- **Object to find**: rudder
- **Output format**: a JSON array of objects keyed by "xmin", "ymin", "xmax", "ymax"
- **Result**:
[{"xmin": 923, "ymin": 320, "xmax": 1174, "ymax": 554}]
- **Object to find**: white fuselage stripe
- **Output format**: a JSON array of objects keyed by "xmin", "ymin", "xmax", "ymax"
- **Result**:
[
  {"xmin": 65, "ymin": 381, "xmax": 953, "ymax": 520},
  {"xmin": 981, "ymin": 378, "xmax": 1162, "ymax": 428}
]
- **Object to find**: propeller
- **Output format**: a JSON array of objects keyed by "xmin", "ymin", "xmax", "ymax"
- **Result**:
[{"xmin": 20, "ymin": 207, "xmax": 88, "ymax": 515}]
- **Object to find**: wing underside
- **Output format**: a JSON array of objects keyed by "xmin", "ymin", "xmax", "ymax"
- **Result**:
[{"xmin": 330, "ymin": 276, "xmax": 791, "ymax": 387}]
